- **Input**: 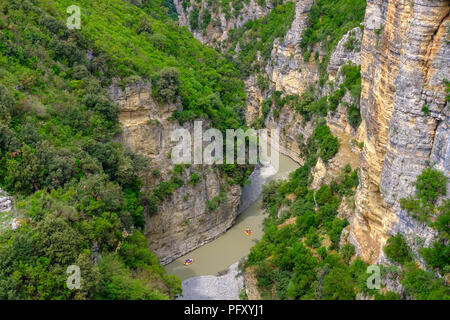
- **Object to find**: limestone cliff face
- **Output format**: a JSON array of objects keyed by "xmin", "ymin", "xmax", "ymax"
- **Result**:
[
  {"xmin": 174, "ymin": 0, "xmax": 275, "ymax": 47},
  {"xmin": 350, "ymin": 0, "xmax": 450, "ymax": 262},
  {"xmin": 110, "ymin": 82, "xmax": 242, "ymax": 265},
  {"xmin": 265, "ymin": 0, "xmax": 316, "ymax": 96},
  {"xmin": 175, "ymin": 0, "xmax": 363, "ymax": 158},
  {"xmin": 327, "ymin": 27, "xmax": 363, "ymax": 84},
  {"xmin": 265, "ymin": 13, "xmax": 364, "ymax": 168},
  {"xmin": 265, "ymin": 104, "xmax": 315, "ymax": 164},
  {"xmin": 173, "ymin": 0, "xmax": 282, "ymax": 127}
]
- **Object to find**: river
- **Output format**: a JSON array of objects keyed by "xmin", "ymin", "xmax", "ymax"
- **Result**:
[{"xmin": 165, "ymin": 153, "xmax": 300, "ymax": 281}]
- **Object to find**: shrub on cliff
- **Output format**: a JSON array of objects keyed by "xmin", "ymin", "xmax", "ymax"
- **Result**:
[
  {"xmin": 228, "ymin": 2, "xmax": 296, "ymax": 77},
  {"xmin": 400, "ymin": 168, "xmax": 447, "ymax": 222},
  {"xmin": 383, "ymin": 234, "xmax": 414, "ymax": 265},
  {"xmin": 311, "ymin": 124, "xmax": 340, "ymax": 163},
  {"xmin": 153, "ymin": 67, "xmax": 180, "ymax": 103},
  {"xmin": 415, "ymin": 168, "xmax": 447, "ymax": 204}
]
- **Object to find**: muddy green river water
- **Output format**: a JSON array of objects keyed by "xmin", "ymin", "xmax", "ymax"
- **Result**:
[{"xmin": 165, "ymin": 153, "xmax": 299, "ymax": 281}]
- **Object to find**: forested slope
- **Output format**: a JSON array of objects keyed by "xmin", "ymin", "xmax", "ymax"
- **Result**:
[{"xmin": 0, "ymin": 0, "xmax": 246, "ymax": 299}]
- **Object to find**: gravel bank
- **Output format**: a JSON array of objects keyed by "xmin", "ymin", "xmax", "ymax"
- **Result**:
[{"xmin": 177, "ymin": 262, "xmax": 244, "ymax": 300}]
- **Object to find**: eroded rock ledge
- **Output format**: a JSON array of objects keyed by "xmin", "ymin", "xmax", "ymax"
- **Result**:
[
  {"xmin": 110, "ymin": 82, "xmax": 242, "ymax": 265},
  {"xmin": 352, "ymin": 0, "xmax": 449, "ymax": 262}
]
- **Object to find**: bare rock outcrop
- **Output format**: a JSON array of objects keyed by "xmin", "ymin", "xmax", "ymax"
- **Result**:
[
  {"xmin": 351, "ymin": 0, "xmax": 450, "ymax": 262},
  {"xmin": 0, "ymin": 188, "xmax": 14, "ymax": 232},
  {"xmin": 174, "ymin": 0, "xmax": 275, "ymax": 47},
  {"xmin": 110, "ymin": 82, "xmax": 242, "ymax": 265},
  {"xmin": 327, "ymin": 27, "xmax": 363, "ymax": 83},
  {"xmin": 266, "ymin": 0, "xmax": 316, "ymax": 96}
]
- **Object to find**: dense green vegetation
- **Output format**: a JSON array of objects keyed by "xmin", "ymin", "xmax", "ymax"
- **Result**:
[
  {"xmin": 5, "ymin": 0, "xmax": 446, "ymax": 302},
  {"xmin": 256, "ymin": 62, "xmax": 362, "ymax": 133},
  {"xmin": 380, "ymin": 168, "xmax": 449, "ymax": 300},
  {"xmin": 162, "ymin": 0, "xmax": 178, "ymax": 20},
  {"xmin": 400, "ymin": 168, "xmax": 448, "ymax": 223},
  {"xmin": 0, "ymin": 0, "xmax": 256, "ymax": 300},
  {"xmin": 247, "ymin": 163, "xmax": 367, "ymax": 300},
  {"xmin": 49, "ymin": 0, "xmax": 247, "ymax": 130},
  {"xmin": 300, "ymin": 0, "xmax": 366, "ymax": 86},
  {"xmin": 383, "ymin": 234, "xmax": 414, "ymax": 265},
  {"xmin": 228, "ymin": 2, "xmax": 296, "ymax": 77}
]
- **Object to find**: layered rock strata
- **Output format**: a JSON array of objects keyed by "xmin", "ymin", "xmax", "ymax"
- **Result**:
[
  {"xmin": 351, "ymin": 0, "xmax": 450, "ymax": 262},
  {"xmin": 110, "ymin": 82, "xmax": 242, "ymax": 264}
]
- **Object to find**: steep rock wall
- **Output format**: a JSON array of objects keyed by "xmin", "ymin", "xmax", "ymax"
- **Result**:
[
  {"xmin": 110, "ymin": 82, "xmax": 242, "ymax": 265},
  {"xmin": 265, "ymin": 0, "xmax": 316, "ymax": 96},
  {"xmin": 351, "ymin": 0, "xmax": 450, "ymax": 262},
  {"xmin": 175, "ymin": 0, "xmax": 364, "ymax": 163},
  {"xmin": 174, "ymin": 0, "xmax": 275, "ymax": 47},
  {"xmin": 265, "ymin": 22, "xmax": 364, "ymax": 168}
]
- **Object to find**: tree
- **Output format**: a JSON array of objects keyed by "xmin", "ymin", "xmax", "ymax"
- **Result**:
[
  {"xmin": 82, "ymin": 94, "xmax": 120, "ymax": 123},
  {"xmin": 315, "ymin": 185, "xmax": 337, "ymax": 207},
  {"xmin": 401, "ymin": 168, "xmax": 447, "ymax": 221},
  {"xmin": 322, "ymin": 267, "xmax": 356, "ymax": 300},
  {"xmin": 5, "ymin": 145, "xmax": 45, "ymax": 194},
  {"xmin": 165, "ymin": 274, "xmax": 182, "ymax": 299},
  {"xmin": 97, "ymin": 254, "xmax": 168, "ymax": 300},
  {"xmin": 34, "ymin": 214, "xmax": 81, "ymax": 265},
  {"xmin": 0, "ymin": 84, "xmax": 14, "ymax": 125},
  {"xmin": 136, "ymin": 17, "xmax": 153, "ymax": 34},
  {"xmin": 73, "ymin": 253, "xmax": 101, "ymax": 300},
  {"xmin": 0, "ymin": 124, "xmax": 20, "ymax": 153},
  {"xmin": 420, "ymin": 241, "xmax": 450, "ymax": 275},
  {"xmin": 415, "ymin": 168, "xmax": 447, "ymax": 203},
  {"xmin": 434, "ymin": 200, "xmax": 450, "ymax": 240},
  {"xmin": 328, "ymin": 218, "xmax": 348, "ymax": 249},
  {"xmin": 154, "ymin": 67, "xmax": 180, "ymax": 103},
  {"xmin": 401, "ymin": 263, "xmax": 449, "ymax": 300},
  {"xmin": 383, "ymin": 234, "xmax": 413, "ymax": 265},
  {"xmin": 118, "ymin": 232, "xmax": 160, "ymax": 270},
  {"xmin": 340, "ymin": 243, "xmax": 356, "ymax": 264}
]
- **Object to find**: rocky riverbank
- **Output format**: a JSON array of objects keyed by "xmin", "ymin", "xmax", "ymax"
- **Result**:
[{"xmin": 177, "ymin": 262, "xmax": 244, "ymax": 300}]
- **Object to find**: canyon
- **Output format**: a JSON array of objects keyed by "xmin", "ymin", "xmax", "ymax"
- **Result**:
[
  {"xmin": 110, "ymin": 82, "xmax": 242, "ymax": 265},
  {"xmin": 123, "ymin": 0, "xmax": 449, "ymax": 277},
  {"xmin": 0, "ymin": 0, "xmax": 448, "ymax": 301}
]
